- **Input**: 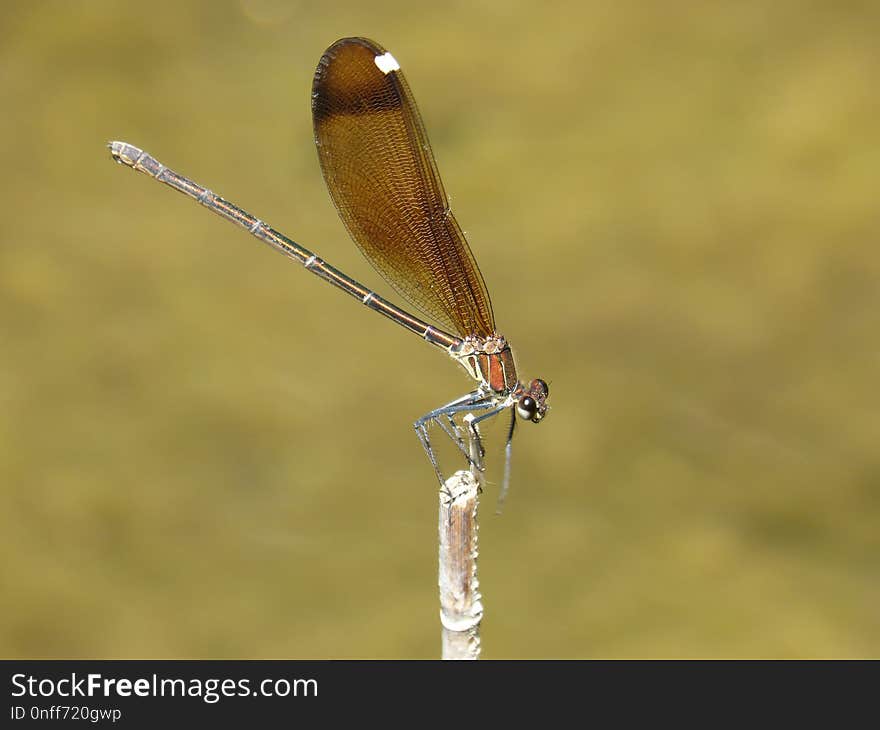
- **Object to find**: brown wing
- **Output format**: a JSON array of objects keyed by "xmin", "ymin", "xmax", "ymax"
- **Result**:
[{"xmin": 311, "ymin": 37, "xmax": 495, "ymax": 339}]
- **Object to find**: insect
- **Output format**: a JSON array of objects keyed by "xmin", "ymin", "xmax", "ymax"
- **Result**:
[{"xmin": 110, "ymin": 37, "xmax": 549, "ymax": 503}]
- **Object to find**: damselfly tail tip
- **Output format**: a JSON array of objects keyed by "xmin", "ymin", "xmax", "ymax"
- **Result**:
[{"xmin": 107, "ymin": 140, "xmax": 140, "ymax": 167}]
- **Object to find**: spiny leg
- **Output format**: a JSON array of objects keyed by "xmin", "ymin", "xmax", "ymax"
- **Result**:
[
  {"xmin": 434, "ymin": 402, "xmax": 498, "ymax": 467},
  {"xmin": 415, "ymin": 393, "xmax": 494, "ymax": 468},
  {"xmin": 423, "ymin": 389, "xmax": 482, "ymax": 459},
  {"xmin": 464, "ymin": 405, "xmax": 510, "ymax": 492},
  {"xmin": 414, "ymin": 393, "xmax": 500, "ymax": 491},
  {"xmin": 469, "ymin": 404, "xmax": 511, "ymax": 454},
  {"xmin": 418, "ymin": 400, "xmax": 502, "ymax": 483},
  {"xmin": 495, "ymin": 408, "xmax": 517, "ymax": 514},
  {"xmin": 435, "ymin": 413, "xmax": 467, "ymax": 461},
  {"xmin": 425, "ymin": 400, "xmax": 501, "ymax": 462},
  {"xmin": 461, "ymin": 413, "xmax": 486, "ymax": 494},
  {"xmin": 415, "ymin": 391, "xmax": 486, "ymax": 497},
  {"xmin": 442, "ymin": 410, "xmax": 468, "ymax": 459},
  {"xmin": 417, "ymin": 390, "xmax": 490, "ymax": 460},
  {"xmin": 415, "ymin": 420, "xmax": 447, "ymax": 494}
]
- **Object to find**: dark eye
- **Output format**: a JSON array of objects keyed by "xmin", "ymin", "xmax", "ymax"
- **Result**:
[
  {"xmin": 516, "ymin": 396, "xmax": 537, "ymax": 421},
  {"xmin": 534, "ymin": 379, "xmax": 549, "ymax": 397}
]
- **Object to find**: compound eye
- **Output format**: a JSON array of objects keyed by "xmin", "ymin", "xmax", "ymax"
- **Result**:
[
  {"xmin": 533, "ymin": 379, "xmax": 549, "ymax": 397},
  {"xmin": 516, "ymin": 396, "xmax": 537, "ymax": 421}
]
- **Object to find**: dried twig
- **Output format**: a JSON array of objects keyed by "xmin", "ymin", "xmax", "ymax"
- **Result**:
[{"xmin": 438, "ymin": 415, "xmax": 484, "ymax": 660}]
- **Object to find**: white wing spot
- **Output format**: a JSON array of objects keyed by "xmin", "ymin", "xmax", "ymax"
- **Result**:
[{"xmin": 374, "ymin": 52, "xmax": 400, "ymax": 74}]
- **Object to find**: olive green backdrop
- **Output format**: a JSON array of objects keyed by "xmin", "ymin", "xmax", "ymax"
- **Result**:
[{"xmin": 1, "ymin": 0, "xmax": 877, "ymax": 658}]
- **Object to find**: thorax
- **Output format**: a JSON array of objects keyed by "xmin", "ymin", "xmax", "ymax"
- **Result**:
[{"xmin": 449, "ymin": 334, "xmax": 519, "ymax": 395}]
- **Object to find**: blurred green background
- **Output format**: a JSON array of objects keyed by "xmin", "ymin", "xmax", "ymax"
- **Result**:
[{"xmin": 1, "ymin": 0, "xmax": 877, "ymax": 658}]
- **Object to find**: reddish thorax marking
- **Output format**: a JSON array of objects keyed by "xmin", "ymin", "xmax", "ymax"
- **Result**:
[{"xmin": 451, "ymin": 334, "xmax": 519, "ymax": 394}]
